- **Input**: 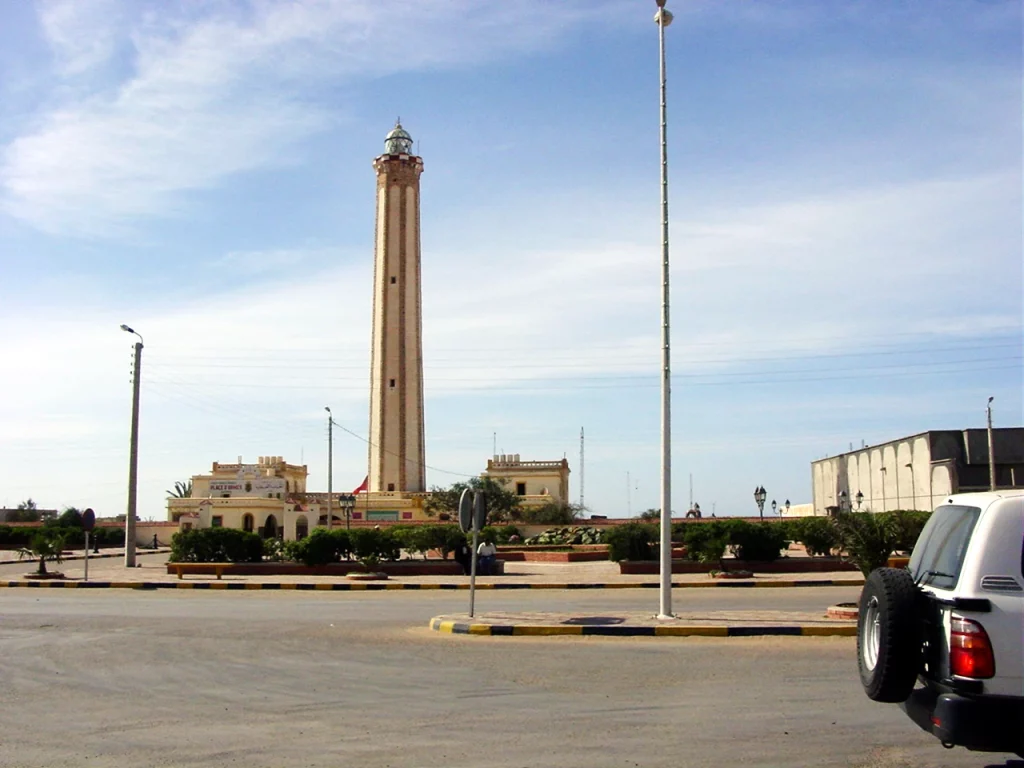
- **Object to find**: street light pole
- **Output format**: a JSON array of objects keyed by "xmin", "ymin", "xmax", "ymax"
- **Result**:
[
  {"xmin": 879, "ymin": 467, "xmax": 887, "ymax": 512},
  {"xmin": 120, "ymin": 324, "xmax": 143, "ymax": 568},
  {"xmin": 654, "ymin": 0, "xmax": 674, "ymax": 620},
  {"xmin": 325, "ymin": 407, "xmax": 333, "ymax": 530},
  {"xmin": 754, "ymin": 486, "xmax": 766, "ymax": 521},
  {"xmin": 987, "ymin": 397, "xmax": 996, "ymax": 491},
  {"xmin": 905, "ymin": 463, "xmax": 916, "ymax": 510}
]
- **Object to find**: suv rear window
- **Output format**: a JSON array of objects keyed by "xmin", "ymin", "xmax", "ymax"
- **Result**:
[{"xmin": 908, "ymin": 504, "xmax": 981, "ymax": 590}]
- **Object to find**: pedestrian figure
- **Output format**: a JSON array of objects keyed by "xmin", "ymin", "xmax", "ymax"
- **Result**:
[
  {"xmin": 477, "ymin": 539, "xmax": 497, "ymax": 576},
  {"xmin": 453, "ymin": 541, "xmax": 471, "ymax": 575}
]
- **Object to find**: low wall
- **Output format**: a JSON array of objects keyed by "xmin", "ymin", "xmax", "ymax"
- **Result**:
[
  {"xmin": 166, "ymin": 560, "xmax": 464, "ymax": 577},
  {"xmin": 619, "ymin": 558, "xmax": 859, "ymax": 575},
  {"xmin": 497, "ymin": 550, "xmax": 608, "ymax": 563}
]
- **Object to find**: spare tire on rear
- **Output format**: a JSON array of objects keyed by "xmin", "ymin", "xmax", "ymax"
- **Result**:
[{"xmin": 857, "ymin": 567, "xmax": 922, "ymax": 703}]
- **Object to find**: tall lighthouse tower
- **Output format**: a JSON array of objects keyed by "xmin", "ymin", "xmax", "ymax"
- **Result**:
[{"xmin": 368, "ymin": 122, "xmax": 426, "ymax": 493}]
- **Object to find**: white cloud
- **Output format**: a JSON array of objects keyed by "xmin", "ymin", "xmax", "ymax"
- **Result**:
[
  {"xmin": 2, "ymin": 0, "xmax": 624, "ymax": 236},
  {"xmin": 38, "ymin": 0, "xmax": 124, "ymax": 76}
]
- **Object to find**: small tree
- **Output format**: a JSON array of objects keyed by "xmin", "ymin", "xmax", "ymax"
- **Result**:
[
  {"xmin": 18, "ymin": 529, "xmax": 67, "ymax": 576},
  {"xmin": 519, "ymin": 502, "xmax": 583, "ymax": 526},
  {"xmin": 835, "ymin": 512, "xmax": 899, "ymax": 576},
  {"xmin": 423, "ymin": 478, "xmax": 521, "ymax": 524}
]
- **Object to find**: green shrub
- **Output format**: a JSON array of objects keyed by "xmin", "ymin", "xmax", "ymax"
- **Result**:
[
  {"xmin": 682, "ymin": 522, "xmax": 729, "ymax": 563},
  {"xmin": 670, "ymin": 522, "xmax": 689, "ymax": 544},
  {"xmin": 492, "ymin": 525, "xmax": 521, "ymax": 544},
  {"xmin": 835, "ymin": 512, "xmax": 898, "ymax": 576},
  {"xmin": 725, "ymin": 520, "xmax": 790, "ymax": 562},
  {"xmin": 605, "ymin": 523, "xmax": 657, "ymax": 562},
  {"xmin": 439, "ymin": 526, "xmax": 466, "ymax": 560},
  {"xmin": 349, "ymin": 527, "xmax": 401, "ymax": 569},
  {"xmin": 262, "ymin": 537, "xmax": 286, "ymax": 561},
  {"xmin": 887, "ymin": 509, "xmax": 931, "ymax": 554},
  {"xmin": 169, "ymin": 528, "xmax": 263, "ymax": 563},
  {"xmin": 0, "ymin": 525, "xmax": 34, "ymax": 549},
  {"xmin": 518, "ymin": 503, "xmax": 581, "ymax": 526},
  {"xmin": 790, "ymin": 517, "xmax": 840, "ymax": 557}
]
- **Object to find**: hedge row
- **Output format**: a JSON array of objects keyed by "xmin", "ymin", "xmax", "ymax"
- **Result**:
[
  {"xmin": 0, "ymin": 524, "xmax": 125, "ymax": 550},
  {"xmin": 608, "ymin": 519, "xmax": 792, "ymax": 563}
]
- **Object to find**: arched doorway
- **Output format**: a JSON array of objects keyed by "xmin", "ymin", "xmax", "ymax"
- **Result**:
[
  {"xmin": 295, "ymin": 515, "xmax": 308, "ymax": 540},
  {"xmin": 242, "ymin": 514, "xmax": 254, "ymax": 533},
  {"xmin": 262, "ymin": 514, "xmax": 278, "ymax": 539}
]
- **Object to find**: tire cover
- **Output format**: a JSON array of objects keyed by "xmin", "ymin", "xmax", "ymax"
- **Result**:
[{"xmin": 857, "ymin": 567, "xmax": 922, "ymax": 703}]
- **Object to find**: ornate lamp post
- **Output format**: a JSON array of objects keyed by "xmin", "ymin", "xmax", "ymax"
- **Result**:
[
  {"xmin": 754, "ymin": 486, "xmax": 767, "ymax": 521},
  {"xmin": 784, "ymin": 499, "xmax": 791, "ymax": 516},
  {"xmin": 771, "ymin": 499, "xmax": 777, "ymax": 516},
  {"xmin": 339, "ymin": 494, "xmax": 356, "ymax": 531},
  {"xmin": 855, "ymin": 490, "xmax": 863, "ymax": 510}
]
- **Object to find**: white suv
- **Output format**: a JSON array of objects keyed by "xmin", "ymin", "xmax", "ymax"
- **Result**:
[{"xmin": 857, "ymin": 490, "xmax": 1024, "ymax": 757}]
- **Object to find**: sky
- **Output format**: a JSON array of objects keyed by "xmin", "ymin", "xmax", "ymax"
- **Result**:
[{"xmin": 0, "ymin": 0, "xmax": 1020, "ymax": 521}]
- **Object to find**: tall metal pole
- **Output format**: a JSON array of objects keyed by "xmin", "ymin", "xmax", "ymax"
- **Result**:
[
  {"xmin": 655, "ymin": 0, "xmax": 674, "ymax": 620},
  {"xmin": 579, "ymin": 427, "xmax": 585, "ymax": 509},
  {"xmin": 121, "ymin": 326, "xmax": 143, "ymax": 568},
  {"xmin": 325, "ymin": 407, "xmax": 333, "ymax": 530},
  {"xmin": 987, "ymin": 397, "xmax": 996, "ymax": 490}
]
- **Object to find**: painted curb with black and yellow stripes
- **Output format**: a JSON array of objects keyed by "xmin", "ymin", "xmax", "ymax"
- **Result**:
[
  {"xmin": 429, "ymin": 617, "xmax": 858, "ymax": 638},
  {"xmin": 0, "ymin": 578, "xmax": 863, "ymax": 591}
]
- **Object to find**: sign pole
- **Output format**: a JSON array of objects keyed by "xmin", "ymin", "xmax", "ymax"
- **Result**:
[
  {"xmin": 82, "ymin": 508, "xmax": 96, "ymax": 584},
  {"xmin": 469, "ymin": 521, "xmax": 480, "ymax": 618}
]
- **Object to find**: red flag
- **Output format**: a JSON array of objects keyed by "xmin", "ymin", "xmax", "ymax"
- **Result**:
[{"xmin": 352, "ymin": 475, "xmax": 368, "ymax": 494}]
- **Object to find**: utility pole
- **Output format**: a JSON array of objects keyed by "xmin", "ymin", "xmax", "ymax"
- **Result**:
[
  {"xmin": 627, "ymin": 471, "xmax": 631, "ymax": 516},
  {"xmin": 120, "ymin": 324, "xmax": 143, "ymax": 568},
  {"xmin": 579, "ymin": 427, "xmax": 585, "ymax": 509},
  {"xmin": 987, "ymin": 397, "xmax": 996, "ymax": 490},
  {"xmin": 325, "ymin": 407, "xmax": 333, "ymax": 529}
]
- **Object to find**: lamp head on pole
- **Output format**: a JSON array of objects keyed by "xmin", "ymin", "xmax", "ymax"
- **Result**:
[{"xmin": 120, "ymin": 323, "xmax": 143, "ymax": 344}]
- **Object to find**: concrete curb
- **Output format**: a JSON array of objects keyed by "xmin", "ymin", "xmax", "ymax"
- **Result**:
[
  {"xmin": 0, "ymin": 578, "xmax": 864, "ymax": 591},
  {"xmin": 429, "ymin": 617, "xmax": 858, "ymax": 638}
]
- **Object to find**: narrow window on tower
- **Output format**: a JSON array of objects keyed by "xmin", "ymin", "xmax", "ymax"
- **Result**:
[
  {"xmin": 390, "ymin": 276, "xmax": 396, "ymax": 284},
  {"xmin": 389, "ymin": 378, "xmax": 396, "ymax": 388},
  {"xmin": 387, "ymin": 483, "xmax": 395, "ymax": 492}
]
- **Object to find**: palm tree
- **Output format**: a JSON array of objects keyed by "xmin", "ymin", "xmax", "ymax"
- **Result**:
[
  {"xmin": 166, "ymin": 480, "xmax": 193, "ymax": 498},
  {"xmin": 18, "ymin": 530, "xmax": 67, "ymax": 576}
]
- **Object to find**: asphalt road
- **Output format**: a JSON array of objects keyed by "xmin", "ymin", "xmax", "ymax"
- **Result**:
[{"xmin": 1, "ymin": 590, "xmax": 1020, "ymax": 768}]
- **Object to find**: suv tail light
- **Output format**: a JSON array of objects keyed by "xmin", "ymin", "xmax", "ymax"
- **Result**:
[{"xmin": 949, "ymin": 617, "xmax": 996, "ymax": 679}]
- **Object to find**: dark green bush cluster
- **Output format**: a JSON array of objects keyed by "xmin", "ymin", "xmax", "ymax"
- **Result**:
[
  {"xmin": 786, "ymin": 517, "xmax": 840, "ymax": 557},
  {"xmin": 169, "ymin": 528, "xmax": 263, "ymax": 563},
  {"xmin": 725, "ymin": 520, "xmax": 791, "ymax": 561},
  {"xmin": 605, "ymin": 523, "xmax": 657, "ymax": 561},
  {"xmin": 887, "ymin": 509, "xmax": 932, "ymax": 554},
  {"xmin": 389, "ymin": 524, "xmax": 466, "ymax": 559},
  {"xmin": 673, "ymin": 520, "xmax": 791, "ymax": 563},
  {"xmin": 285, "ymin": 528, "xmax": 352, "ymax": 566},
  {"xmin": 680, "ymin": 521, "xmax": 730, "ymax": 563},
  {"xmin": 0, "ymin": 524, "xmax": 125, "ymax": 550}
]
